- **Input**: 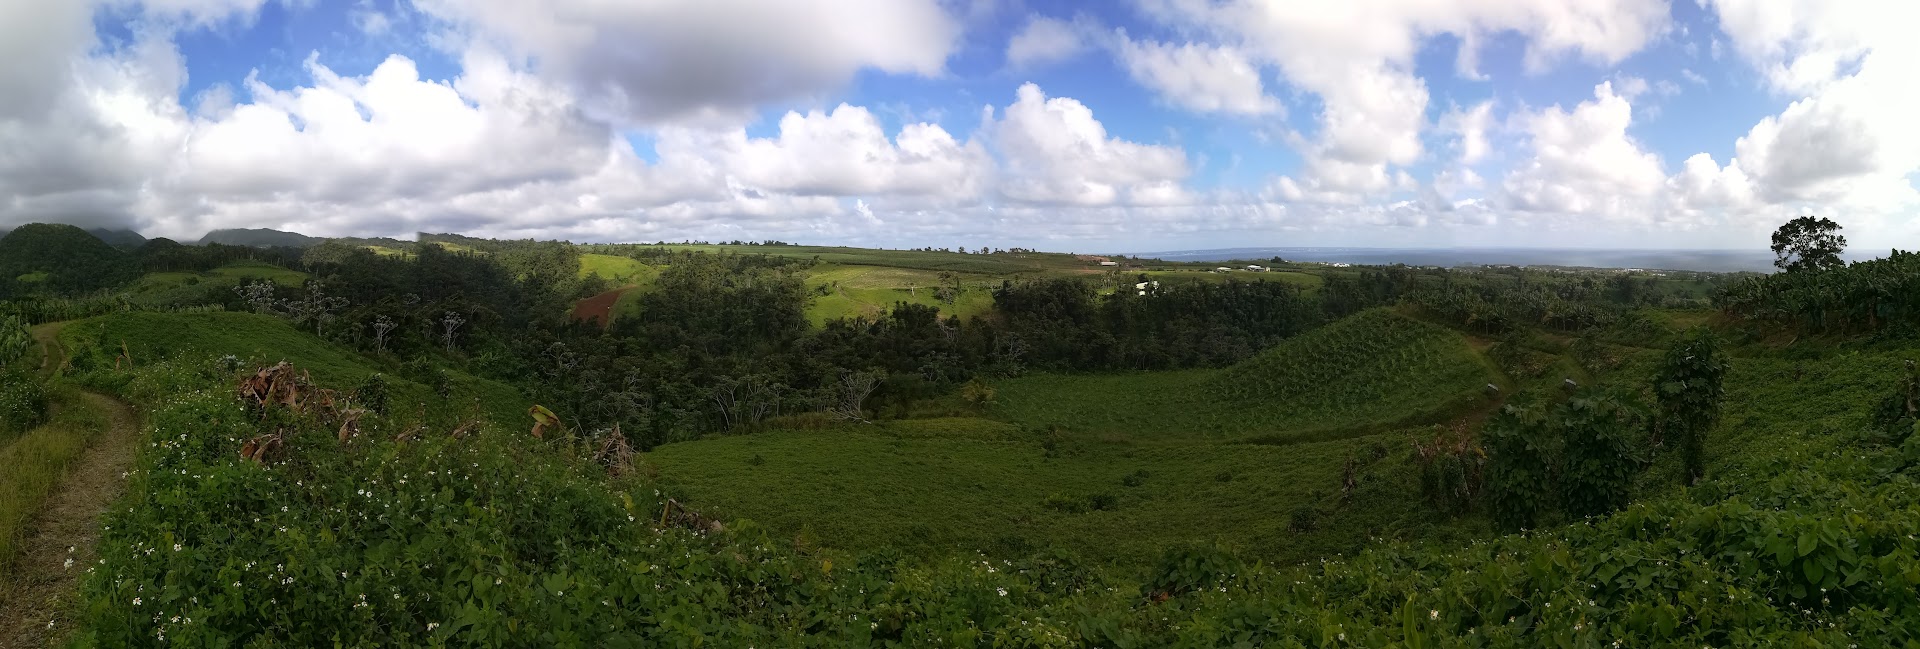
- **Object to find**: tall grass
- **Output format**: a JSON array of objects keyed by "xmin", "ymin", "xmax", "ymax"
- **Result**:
[{"xmin": 0, "ymin": 384, "xmax": 107, "ymax": 568}]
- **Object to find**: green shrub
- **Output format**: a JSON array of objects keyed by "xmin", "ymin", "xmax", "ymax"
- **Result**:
[
  {"xmin": 0, "ymin": 370, "xmax": 47, "ymax": 440},
  {"xmin": 1484, "ymin": 404, "xmax": 1555, "ymax": 531},
  {"xmin": 1142, "ymin": 543, "xmax": 1242, "ymax": 600},
  {"xmin": 1556, "ymin": 393, "xmax": 1646, "ymax": 518},
  {"xmin": 1655, "ymin": 327, "xmax": 1728, "ymax": 482}
]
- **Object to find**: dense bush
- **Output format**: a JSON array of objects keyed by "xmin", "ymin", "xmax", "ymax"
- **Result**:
[
  {"xmin": 0, "ymin": 370, "xmax": 48, "ymax": 440},
  {"xmin": 1656, "ymin": 327, "xmax": 1729, "ymax": 482}
]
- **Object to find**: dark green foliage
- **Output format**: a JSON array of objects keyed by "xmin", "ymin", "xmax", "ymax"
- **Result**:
[
  {"xmin": 0, "ymin": 369, "xmax": 48, "ymax": 441},
  {"xmin": 1771, "ymin": 215, "xmax": 1847, "ymax": 273},
  {"xmin": 987, "ymin": 276, "xmax": 1314, "ymax": 371},
  {"xmin": 1142, "ymin": 543, "xmax": 1242, "ymax": 600},
  {"xmin": 1656, "ymin": 328, "xmax": 1728, "ymax": 482},
  {"xmin": 1719, "ymin": 249, "xmax": 1920, "ymax": 333},
  {"xmin": 1413, "ymin": 428, "xmax": 1483, "ymax": 515},
  {"xmin": 1483, "ymin": 392, "xmax": 1648, "ymax": 529},
  {"xmin": 0, "ymin": 314, "xmax": 30, "ymax": 370},
  {"xmin": 1121, "ymin": 469, "xmax": 1149, "ymax": 487},
  {"xmin": 0, "ymin": 223, "xmax": 140, "ymax": 298},
  {"xmin": 352, "ymin": 373, "xmax": 390, "ymax": 415},
  {"xmin": 1871, "ymin": 360, "xmax": 1920, "ymax": 441},
  {"xmin": 1483, "ymin": 404, "xmax": 1555, "ymax": 531},
  {"xmin": 1556, "ymin": 393, "xmax": 1646, "ymax": 518}
]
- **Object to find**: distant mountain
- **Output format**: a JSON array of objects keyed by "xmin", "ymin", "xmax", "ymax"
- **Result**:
[
  {"xmin": 88, "ymin": 227, "xmax": 148, "ymax": 250},
  {"xmin": 198, "ymin": 228, "xmax": 321, "ymax": 248}
]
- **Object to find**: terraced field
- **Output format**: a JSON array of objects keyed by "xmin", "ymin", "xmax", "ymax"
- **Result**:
[{"xmin": 992, "ymin": 309, "xmax": 1502, "ymax": 442}]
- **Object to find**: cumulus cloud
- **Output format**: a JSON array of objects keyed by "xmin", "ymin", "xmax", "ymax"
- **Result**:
[
  {"xmin": 1132, "ymin": 0, "xmax": 1669, "ymax": 204},
  {"xmin": 1439, "ymin": 101, "xmax": 1495, "ymax": 165},
  {"xmin": 984, "ymin": 83, "xmax": 1191, "ymax": 206},
  {"xmin": 661, "ymin": 104, "xmax": 991, "ymax": 203},
  {"xmin": 413, "ymin": 0, "xmax": 961, "ymax": 126},
  {"xmin": 1005, "ymin": 15, "xmax": 1085, "ymax": 68},
  {"xmin": 1112, "ymin": 36, "xmax": 1279, "ymax": 115},
  {"xmin": 1705, "ymin": 0, "xmax": 1920, "ymax": 211},
  {"xmin": 1501, "ymin": 82, "xmax": 1666, "ymax": 219}
]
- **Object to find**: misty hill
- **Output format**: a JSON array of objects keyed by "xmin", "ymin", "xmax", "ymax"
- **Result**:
[
  {"xmin": 88, "ymin": 227, "xmax": 148, "ymax": 250},
  {"xmin": 198, "ymin": 228, "xmax": 321, "ymax": 248}
]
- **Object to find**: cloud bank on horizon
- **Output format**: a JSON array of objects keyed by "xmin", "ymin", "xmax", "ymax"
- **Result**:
[{"xmin": 1, "ymin": 0, "xmax": 1916, "ymax": 252}]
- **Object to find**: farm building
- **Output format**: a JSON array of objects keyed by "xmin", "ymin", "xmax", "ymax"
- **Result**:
[
  {"xmin": 1245, "ymin": 264, "xmax": 1267, "ymax": 272},
  {"xmin": 1215, "ymin": 266, "xmax": 1233, "ymax": 273},
  {"xmin": 1098, "ymin": 261, "xmax": 1119, "ymax": 267}
]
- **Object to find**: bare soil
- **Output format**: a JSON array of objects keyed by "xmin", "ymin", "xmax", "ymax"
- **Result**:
[{"xmin": 0, "ymin": 324, "xmax": 139, "ymax": 646}]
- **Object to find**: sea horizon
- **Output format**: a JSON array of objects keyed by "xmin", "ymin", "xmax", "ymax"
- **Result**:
[{"xmin": 1123, "ymin": 246, "xmax": 1832, "ymax": 273}]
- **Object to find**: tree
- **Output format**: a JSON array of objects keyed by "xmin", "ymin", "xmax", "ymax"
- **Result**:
[
  {"xmin": 1655, "ymin": 327, "xmax": 1729, "ymax": 483},
  {"xmin": 1770, "ymin": 216, "xmax": 1846, "ymax": 273},
  {"xmin": 370, "ymin": 315, "xmax": 397, "ymax": 353}
]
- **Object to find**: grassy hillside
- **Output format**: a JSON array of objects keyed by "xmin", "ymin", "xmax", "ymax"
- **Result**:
[
  {"xmin": 577, "ymin": 253, "xmax": 657, "ymax": 283},
  {"xmin": 58, "ymin": 311, "xmax": 527, "ymax": 425},
  {"xmin": 804, "ymin": 263, "xmax": 997, "ymax": 325},
  {"xmin": 993, "ymin": 309, "xmax": 1501, "ymax": 442},
  {"xmin": 648, "ymin": 421, "xmax": 1476, "ymax": 567}
]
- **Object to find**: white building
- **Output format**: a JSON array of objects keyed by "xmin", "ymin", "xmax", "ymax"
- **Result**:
[{"xmin": 1098, "ymin": 261, "xmax": 1119, "ymax": 267}]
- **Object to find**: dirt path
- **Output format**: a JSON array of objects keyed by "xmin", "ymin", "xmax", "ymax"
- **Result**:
[
  {"xmin": 0, "ymin": 324, "xmax": 139, "ymax": 647},
  {"xmin": 31, "ymin": 322, "xmax": 66, "ymax": 381}
]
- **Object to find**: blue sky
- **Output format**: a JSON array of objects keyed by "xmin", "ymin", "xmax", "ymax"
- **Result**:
[{"xmin": 3, "ymin": 0, "xmax": 1916, "ymax": 253}]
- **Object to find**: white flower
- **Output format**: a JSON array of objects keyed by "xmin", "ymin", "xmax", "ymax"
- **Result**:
[
  {"xmin": 427, "ymin": 623, "xmax": 440, "ymax": 631},
  {"xmin": 1430, "ymin": 610, "xmax": 1438, "ymax": 620},
  {"xmin": 133, "ymin": 597, "xmax": 142, "ymax": 606},
  {"xmin": 996, "ymin": 588, "xmax": 1008, "ymax": 597},
  {"xmin": 173, "ymin": 544, "xmax": 182, "ymax": 552},
  {"xmin": 63, "ymin": 558, "xmax": 73, "ymax": 570}
]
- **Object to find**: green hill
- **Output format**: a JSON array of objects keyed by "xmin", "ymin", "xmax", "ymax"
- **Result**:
[
  {"xmin": 0, "ymin": 223, "xmax": 140, "ymax": 298},
  {"xmin": 58, "ymin": 311, "xmax": 527, "ymax": 425},
  {"xmin": 197, "ymin": 227, "xmax": 321, "ymax": 248},
  {"xmin": 992, "ymin": 309, "xmax": 1502, "ymax": 442},
  {"xmin": 87, "ymin": 227, "xmax": 148, "ymax": 250}
]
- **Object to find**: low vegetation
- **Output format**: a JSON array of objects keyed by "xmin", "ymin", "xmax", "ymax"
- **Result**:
[
  {"xmin": 993, "ymin": 309, "xmax": 1499, "ymax": 442},
  {"xmin": 1, "ymin": 216, "xmax": 1915, "ymax": 645}
]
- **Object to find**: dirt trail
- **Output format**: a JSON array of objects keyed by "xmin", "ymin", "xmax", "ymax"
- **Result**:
[{"xmin": 0, "ymin": 325, "xmax": 140, "ymax": 646}]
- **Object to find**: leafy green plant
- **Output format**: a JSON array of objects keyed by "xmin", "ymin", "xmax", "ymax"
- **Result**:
[
  {"xmin": 1556, "ymin": 392, "xmax": 1646, "ymax": 518},
  {"xmin": 1141, "ymin": 543, "xmax": 1242, "ymax": 601},
  {"xmin": 1655, "ymin": 327, "xmax": 1728, "ymax": 482},
  {"xmin": 1484, "ymin": 403, "xmax": 1555, "ymax": 531}
]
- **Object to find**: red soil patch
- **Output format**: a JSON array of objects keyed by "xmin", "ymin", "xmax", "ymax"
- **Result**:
[{"xmin": 571, "ymin": 286, "xmax": 634, "ymax": 328}]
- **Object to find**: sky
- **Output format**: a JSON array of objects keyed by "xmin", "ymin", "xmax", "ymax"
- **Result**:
[{"xmin": 1, "ymin": 0, "xmax": 1917, "ymax": 254}]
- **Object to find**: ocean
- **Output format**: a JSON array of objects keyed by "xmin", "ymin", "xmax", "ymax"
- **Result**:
[{"xmin": 1128, "ymin": 247, "xmax": 1791, "ymax": 273}]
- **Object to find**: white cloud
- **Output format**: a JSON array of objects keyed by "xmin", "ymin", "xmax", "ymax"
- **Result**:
[
  {"xmin": 1439, "ymin": 101, "xmax": 1495, "ymax": 165},
  {"xmin": 1005, "ymin": 15, "xmax": 1085, "ymax": 68},
  {"xmin": 413, "ymin": 0, "xmax": 962, "ymax": 126},
  {"xmin": 985, "ymin": 83, "xmax": 1190, "ymax": 206},
  {"xmin": 1501, "ymin": 82, "xmax": 1666, "ymax": 219},
  {"xmin": 1113, "ymin": 36, "xmax": 1278, "ymax": 115},
  {"xmin": 1128, "ymin": 0, "xmax": 1668, "ymax": 206},
  {"xmin": 665, "ymin": 103, "xmax": 991, "ymax": 202},
  {"xmin": 1702, "ymin": 0, "xmax": 1920, "ymax": 213}
]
